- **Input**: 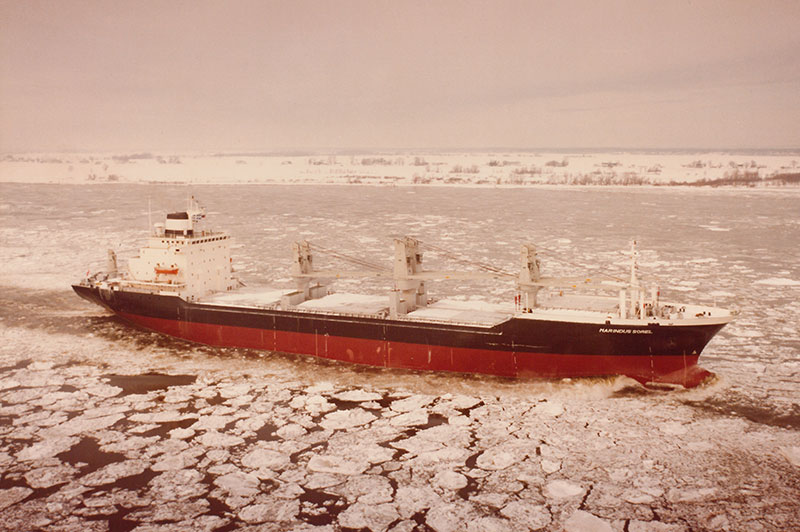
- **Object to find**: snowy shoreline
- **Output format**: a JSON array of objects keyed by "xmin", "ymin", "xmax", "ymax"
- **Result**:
[{"xmin": 2, "ymin": 151, "xmax": 799, "ymax": 188}]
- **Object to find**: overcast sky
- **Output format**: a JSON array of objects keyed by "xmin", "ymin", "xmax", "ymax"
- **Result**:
[{"xmin": 2, "ymin": 0, "xmax": 799, "ymax": 152}]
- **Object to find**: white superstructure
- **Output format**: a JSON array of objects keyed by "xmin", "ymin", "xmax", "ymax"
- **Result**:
[{"xmin": 123, "ymin": 197, "xmax": 238, "ymax": 299}]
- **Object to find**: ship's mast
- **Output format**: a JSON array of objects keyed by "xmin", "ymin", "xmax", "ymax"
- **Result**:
[
  {"xmin": 187, "ymin": 195, "xmax": 205, "ymax": 225},
  {"xmin": 621, "ymin": 239, "xmax": 661, "ymax": 320},
  {"xmin": 517, "ymin": 243, "xmax": 542, "ymax": 311},
  {"xmin": 390, "ymin": 237, "xmax": 427, "ymax": 317}
]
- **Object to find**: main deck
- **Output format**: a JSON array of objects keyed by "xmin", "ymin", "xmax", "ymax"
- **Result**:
[
  {"xmin": 199, "ymin": 287, "xmax": 515, "ymax": 327},
  {"xmin": 197, "ymin": 286, "xmax": 732, "ymax": 328}
]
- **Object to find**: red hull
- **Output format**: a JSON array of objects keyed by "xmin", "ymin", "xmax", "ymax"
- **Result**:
[{"xmin": 119, "ymin": 312, "xmax": 712, "ymax": 387}]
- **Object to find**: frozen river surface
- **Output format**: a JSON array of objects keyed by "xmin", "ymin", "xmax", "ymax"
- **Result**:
[{"xmin": 1, "ymin": 184, "xmax": 798, "ymax": 531}]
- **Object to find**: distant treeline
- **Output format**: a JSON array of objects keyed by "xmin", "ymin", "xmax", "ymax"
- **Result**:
[{"xmin": 667, "ymin": 171, "xmax": 800, "ymax": 187}]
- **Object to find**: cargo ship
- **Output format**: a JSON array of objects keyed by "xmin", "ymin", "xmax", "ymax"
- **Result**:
[{"xmin": 73, "ymin": 198, "xmax": 735, "ymax": 387}]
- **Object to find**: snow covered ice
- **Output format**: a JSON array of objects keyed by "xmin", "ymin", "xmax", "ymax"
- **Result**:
[{"xmin": 0, "ymin": 182, "xmax": 799, "ymax": 531}]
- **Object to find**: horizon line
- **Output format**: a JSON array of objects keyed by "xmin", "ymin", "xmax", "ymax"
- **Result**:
[{"xmin": 3, "ymin": 146, "xmax": 800, "ymax": 156}]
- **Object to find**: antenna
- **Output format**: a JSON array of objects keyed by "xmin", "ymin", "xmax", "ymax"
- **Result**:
[{"xmin": 148, "ymin": 197, "xmax": 152, "ymax": 235}]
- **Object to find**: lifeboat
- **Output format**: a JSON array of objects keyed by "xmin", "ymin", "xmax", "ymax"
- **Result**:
[{"xmin": 155, "ymin": 266, "xmax": 179, "ymax": 275}]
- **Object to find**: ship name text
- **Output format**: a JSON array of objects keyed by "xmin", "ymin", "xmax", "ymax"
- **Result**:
[{"xmin": 598, "ymin": 328, "xmax": 653, "ymax": 335}]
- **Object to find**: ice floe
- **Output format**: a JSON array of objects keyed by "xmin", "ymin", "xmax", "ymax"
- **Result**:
[
  {"xmin": 213, "ymin": 470, "xmax": 261, "ymax": 498},
  {"xmin": 0, "ymin": 487, "xmax": 33, "ymax": 511},
  {"xmin": 23, "ymin": 463, "xmax": 78, "ymax": 488},
  {"xmin": 476, "ymin": 449, "xmax": 517, "ymax": 471},
  {"xmin": 320, "ymin": 408, "xmax": 377, "ymax": 430},
  {"xmin": 434, "ymin": 470, "xmax": 468, "ymax": 490},
  {"xmin": 239, "ymin": 498, "xmax": 300, "ymax": 524},
  {"xmin": 390, "ymin": 394, "xmax": 433, "ymax": 412},
  {"xmin": 666, "ymin": 487, "xmax": 718, "ymax": 503},
  {"xmin": 778, "ymin": 446, "xmax": 800, "ymax": 468},
  {"xmin": 241, "ymin": 447, "xmax": 291, "ymax": 471},
  {"xmin": 563, "ymin": 510, "xmax": 614, "ymax": 532},
  {"xmin": 544, "ymin": 479, "xmax": 585, "ymax": 499},
  {"xmin": 81, "ymin": 459, "xmax": 148, "ymax": 486},
  {"xmin": 500, "ymin": 501, "xmax": 551, "ymax": 530},
  {"xmin": 42, "ymin": 412, "xmax": 125, "ymax": 437},
  {"xmin": 303, "ymin": 472, "xmax": 346, "ymax": 490},
  {"xmin": 388, "ymin": 409, "xmax": 429, "ymax": 427},
  {"xmin": 540, "ymin": 459, "xmax": 562, "ymax": 474},
  {"xmin": 196, "ymin": 430, "xmax": 245, "ymax": 448},
  {"xmin": 699, "ymin": 225, "xmax": 731, "ymax": 232},
  {"xmin": 338, "ymin": 501, "xmax": 400, "ymax": 531},
  {"xmin": 331, "ymin": 389, "xmax": 383, "ymax": 402},
  {"xmin": 754, "ymin": 277, "xmax": 800, "ymax": 286},
  {"xmin": 16, "ymin": 435, "xmax": 80, "ymax": 462},
  {"xmin": 276, "ymin": 422, "xmax": 308, "ymax": 439},
  {"xmin": 307, "ymin": 455, "xmax": 369, "ymax": 476},
  {"xmin": 168, "ymin": 427, "xmax": 195, "ymax": 440},
  {"xmin": 152, "ymin": 449, "xmax": 201, "ymax": 471}
]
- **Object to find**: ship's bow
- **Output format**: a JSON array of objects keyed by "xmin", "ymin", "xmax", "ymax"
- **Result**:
[{"xmin": 72, "ymin": 283, "xmax": 109, "ymax": 310}]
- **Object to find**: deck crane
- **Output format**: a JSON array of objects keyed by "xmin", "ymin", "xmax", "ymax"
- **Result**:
[{"xmin": 287, "ymin": 236, "xmax": 601, "ymax": 316}]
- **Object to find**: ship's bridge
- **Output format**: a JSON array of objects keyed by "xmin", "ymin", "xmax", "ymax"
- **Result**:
[
  {"xmin": 164, "ymin": 211, "xmax": 193, "ymax": 237},
  {"xmin": 125, "ymin": 198, "xmax": 238, "ymax": 298}
]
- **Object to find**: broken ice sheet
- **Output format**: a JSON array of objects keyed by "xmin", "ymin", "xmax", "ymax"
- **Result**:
[
  {"xmin": 320, "ymin": 408, "xmax": 377, "ymax": 430},
  {"xmin": 276, "ymin": 422, "xmax": 307, "ymax": 439},
  {"xmin": 475, "ymin": 449, "xmax": 518, "ymax": 470},
  {"xmin": 544, "ymin": 479, "xmax": 585, "ymax": 499},
  {"xmin": 328, "ymin": 473, "xmax": 395, "ymax": 505},
  {"xmin": 307, "ymin": 454, "xmax": 369, "ymax": 476},
  {"xmin": 23, "ymin": 463, "xmax": 79, "ymax": 488},
  {"xmin": 302, "ymin": 473, "xmax": 346, "ymax": 490},
  {"xmin": 81, "ymin": 459, "xmax": 149, "ymax": 486},
  {"xmin": 331, "ymin": 389, "xmax": 383, "ymax": 402},
  {"xmin": 148, "ymin": 468, "xmax": 207, "ymax": 500},
  {"xmin": 389, "ymin": 433, "xmax": 443, "ymax": 456},
  {"xmin": 100, "ymin": 435, "xmax": 158, "ymax": 454},
  {"xmin": 126, "ymin": 499, "xmax": 210, "ymax": 523},
  {"xmin": 778, "ymin": 445, "xmax": 800, "ymax": 468},
  {"xmin": 394, "ymin": 485, "xmax": 441, "ymax": 520},
  {"xmin": 16, "ymin": 435, "xmax": 80, "ymax": 462},
  {"xmin": 168, "ymin": 427, "xmax": 195, "ymax": 440},
  {"xmin": 152, "ymin": 448, "xmax": 203, "ymax": 471},
  {"xmin": 540, "ymin": 459, "xmax": 561, "ymax": 474},
  {"xmin": 425, "ymin": 500, "xmax": 480, "ymax": 532},
  {"xmin": 196, "ymin": 429, "xmax": 245, "ymax": 447},
  {"xmin": 323, "ymin": 428, "xmax": 398, "ymax": 465},
  {"xmin": 433, "ymin": 470, "xmax": 468, "ymax": 490},
  {"xmin": 194, "ymin": 413, "xmax": 238, "ymax": 430},
  {"xmin": 240, "ymin": 446, "xmax": 291, "ymax": 471},
  {"xmin": 436, "ymin": 393, "xmax": 482, "ymax": 413},
  {"xmin": 414, "ymin": 423, "xmax": 471, "ymax": 446},
  {"xmin": 338, "ymin": 501, "xmax": 400, "ymax": 531},
  {"xmin": 218, "ymin": 382, "xmax": 252, "ymax": 399},
  {"xmin": 129, "ymin": 411, "xmax": 198, "ymax": 424},
  {"xmin": 0, "ymin": 486, "xmax": 34, "ymax": 511},
  {"xmin": 213, "ymin": 469, "xmax": 262, "ymax": 498},
  {"xmin": 84, "ymin": 383, "xmax": 123, "ymax": 397},
  {"xmin": 563, "ymin": 509, "xmax": 614, "ymax": 532},
  {"xmin": 388, "ymin": 409, "xmax": 429, "ymax": 427},
  {"xmin": 239, "ymin": 497, "xmax": 300, "ymax": 524},
  {"xmin": 0, "ymin": 377, "xmax": 21, "ymax": 391},
  {"xmin": 390, "ymin": 394, "xmax": 433, "ymax": 412}
]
